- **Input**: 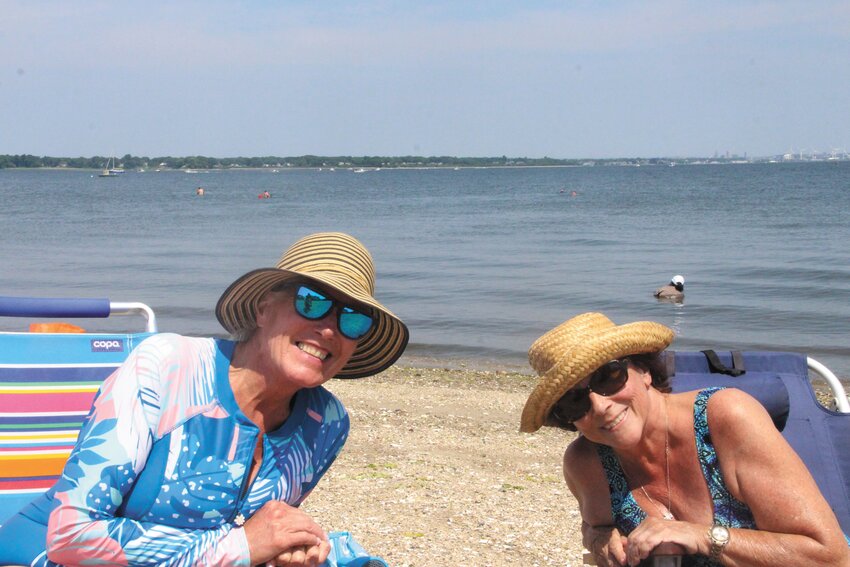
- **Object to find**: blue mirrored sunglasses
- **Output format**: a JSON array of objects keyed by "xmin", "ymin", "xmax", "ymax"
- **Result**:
[{"xmin": 293, "ymin": 285, "xmax": 374, "ymax": 340}]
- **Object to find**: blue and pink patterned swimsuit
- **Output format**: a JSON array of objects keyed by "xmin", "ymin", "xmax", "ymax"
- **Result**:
[
  {"xmin": 596, "ymin": 388, "xmax": 755, "ymax": 567},
  {"xmin": 0, "ymin": 334, "xmax": 349, "ymax": 566}
]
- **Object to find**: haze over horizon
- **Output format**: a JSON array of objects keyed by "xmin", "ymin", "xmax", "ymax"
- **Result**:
[{"xmin": 2, "ymin": 1, "xmax": 848, "ymax": 160}]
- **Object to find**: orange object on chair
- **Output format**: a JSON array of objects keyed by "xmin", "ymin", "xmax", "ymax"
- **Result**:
[{"xmin": 28, "ymin": 322, "xmax": 86, "ymax": 333}]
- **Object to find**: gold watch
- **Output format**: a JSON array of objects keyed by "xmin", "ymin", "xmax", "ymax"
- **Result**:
[{"xmin": 708, "ymin": 524, "xmax": 730, "ymax": 561}]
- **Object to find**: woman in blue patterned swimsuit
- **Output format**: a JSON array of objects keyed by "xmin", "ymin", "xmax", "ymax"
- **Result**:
[
  {"xmin": 0, "ymin": 232, "xmax": 409, "ymax": 567},
  {"xmin": 520, "ymin": 313, "xmax": 849, "ymax": 567}
]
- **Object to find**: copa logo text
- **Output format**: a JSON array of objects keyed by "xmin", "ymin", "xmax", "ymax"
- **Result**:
[{"xmin": 91, "ymin": 339, "xmax": 125, "ymax": 352}]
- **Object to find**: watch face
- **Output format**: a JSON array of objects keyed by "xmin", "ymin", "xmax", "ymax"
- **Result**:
[{"xmin": 711, "ymin": 525, "xmax": 730, "ymax": 543}]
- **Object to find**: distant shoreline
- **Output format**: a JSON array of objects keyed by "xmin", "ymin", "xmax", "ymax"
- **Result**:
[
  {"xmin": 3, "ymin": 153, "xmax": 848, "ymax": 172},
  {"xmin": 4, "ymin": 160, "xmax": 848, "ymax": 175}
]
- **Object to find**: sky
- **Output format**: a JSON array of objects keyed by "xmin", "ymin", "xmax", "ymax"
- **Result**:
[{"xmin": 2, "ymin": 1, "xmax": 849, "ymax": 159}]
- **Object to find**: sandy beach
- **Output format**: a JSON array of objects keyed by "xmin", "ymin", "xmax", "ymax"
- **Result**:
[{"xmin": 302, "ymin": 365, "xmax": 586, "ymax": 567}]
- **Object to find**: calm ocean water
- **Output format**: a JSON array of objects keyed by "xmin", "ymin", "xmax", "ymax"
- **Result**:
[{"xmin": 1, "ymin": 163, "xmax": 848, "ymax": 378}]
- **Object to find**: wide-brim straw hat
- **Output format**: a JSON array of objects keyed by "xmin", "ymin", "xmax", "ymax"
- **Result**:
[
  {"xmin": 520, "ymin": 312, "xmax": 674, "ymax": 432},
  {"xmin": 216, "ymin": 232, "xmax": 409, "ymax": 379}
]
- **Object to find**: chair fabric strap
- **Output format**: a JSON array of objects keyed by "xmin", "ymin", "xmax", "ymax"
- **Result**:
[{"xmin": 701, "ymin": 349, "xmax": 746, "ymax": 376}]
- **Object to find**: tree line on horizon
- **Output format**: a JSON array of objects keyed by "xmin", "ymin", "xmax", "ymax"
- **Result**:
[
  {"xmin": 1, "ymin": 153, "xmax": 777, "ymax": 170},
  {"xmin": 0, "ymin": 153, "xmax": 591, "ymax": 170}
]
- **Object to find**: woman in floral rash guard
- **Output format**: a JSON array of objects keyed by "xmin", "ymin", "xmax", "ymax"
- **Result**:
[{"xmin": 0, "ymin": 232, "xmax": 408, "ymax": 567}]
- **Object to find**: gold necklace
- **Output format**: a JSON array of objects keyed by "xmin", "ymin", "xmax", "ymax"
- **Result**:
[{"xmin": 623, "ymin": 396, "xmax": 675, "ymax": 521}]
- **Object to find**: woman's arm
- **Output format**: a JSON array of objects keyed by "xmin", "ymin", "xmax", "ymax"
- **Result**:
[
  {"xmin": 707, "ymin": 388, "xmax": 849, "ymax": 566},
  {"xmin": 564, "ymin": 437, "xmax": 628, "ymax": 567},
  {"xmin": 45, "ymin": 336, "xmax": 252, "ymax": 566},
  {"xmin": 625, "ymin": 388, "xmax": 849, "ymax": 566}
]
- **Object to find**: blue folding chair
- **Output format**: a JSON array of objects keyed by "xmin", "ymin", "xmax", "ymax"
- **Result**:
[{"xmin": 669, "ymin": 350, "xmax": 850, "ymax": 534}]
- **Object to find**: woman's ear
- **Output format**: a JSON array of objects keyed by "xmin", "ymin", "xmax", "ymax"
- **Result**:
[
  {"xmin": 639, "ymin": 366, "xmax": 653, "ymax": 388},
  {"xmin": 254, "ymin": 291, "xmax": 279, "ymax": 328}
]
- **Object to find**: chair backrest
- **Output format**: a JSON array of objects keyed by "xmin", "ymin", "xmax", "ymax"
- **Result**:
[
  {"xmin": 0, "ymin": 295, "xmax": 157, "ymax": 527},
  {"xmin": 0, "ymin": 331, "xmax": 153, "ymax": 525},
  {"xmin": 669, "ymin": 350, "xmax": 850, "ymax": 534}
]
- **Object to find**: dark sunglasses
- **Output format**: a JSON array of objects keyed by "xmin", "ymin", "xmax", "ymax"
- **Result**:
[
  {"xmin": 551, "ymin": 358, "xmax": 631, "ymax": 424},
  {"xmin": 293, "ymin": 285, "xmax": 374, "ymax": 340}
]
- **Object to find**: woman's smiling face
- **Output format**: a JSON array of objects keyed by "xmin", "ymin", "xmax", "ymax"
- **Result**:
[
  {"xmin": 570, "ymin": 362, "xmax": 653, "ymax": 446},
  {"xmin": 252, "ymin": 288, "xmax": 359, "ymax": 390}
]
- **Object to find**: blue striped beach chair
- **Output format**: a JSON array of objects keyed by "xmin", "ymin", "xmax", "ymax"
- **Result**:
[
  {"xmin": 0, "ymin": 295, "xmax": 387, "ymax": 567},
  {"xmin": 0, "ymin": 296, "xmax": 157, "ymax": 525}
]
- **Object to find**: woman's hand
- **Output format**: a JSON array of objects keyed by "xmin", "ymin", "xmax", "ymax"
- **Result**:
[
  {"xmin": 242, "ymin": 500, "xmax": 330, "ymax": 565},
  {"xmin": 624, "ymin": 518, "xmax": 702, "ymax": 566},
  {"xmin": 584, "ymin": 523, "xmax": 628, "ymax": 567},
  {"xmin": 265, "ymin": 541, "xmax": 332, "ymax": 567}
]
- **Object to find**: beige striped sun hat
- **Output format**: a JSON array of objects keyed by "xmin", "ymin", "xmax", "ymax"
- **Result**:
[
  {"xmin": 520, "ymin": 312, "xmax": 674, "ymax": 432},
  {"xmin": 216, "ymin": 232, "xmax": 409, "ymax": 379}
]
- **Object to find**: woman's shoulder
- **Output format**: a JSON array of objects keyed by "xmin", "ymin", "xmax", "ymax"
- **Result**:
[
  {"xmin": 703, "ymin": 387, "xmax": 766, "ymax": 417},
  {"xmin": 135, "ymin": 334, "xmax": 221, "ymax": 371},
  {"xmin": 563, "ymin": 436, "xmax": 604, "ymax": 481},
  {"xmin": 301, "ymin": 385, "xmax": 349, "ymax": 425},
  {"xmin": 670, "ymin": 387, "xmax": 763, "ymax": 419},
  {"xmin": 562, "ymin": 436, "xmax": 615, "ymax": 519},
  {"xmin": 136, "ymin": 333, "xmax": 215, "ymax": 357},
  {"xmin": 565, "ymin": 434, "xmax": 594, "ymax": 459},
  {"xmin": 698, "ymin": 387, "xmax": 776, "ymax": 443},
  {"xmin": 130, "ymin": 334, "xmax": 219, "ymax": 396}
]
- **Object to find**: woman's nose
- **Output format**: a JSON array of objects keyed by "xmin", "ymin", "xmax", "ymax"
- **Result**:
[
  {"xmin": 588, "ymin": 391, "xmax": 612, "ymax": 415},
  {"xmin": 314, "ymin": 313, "xmax": 339, "ymax": 337}
]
